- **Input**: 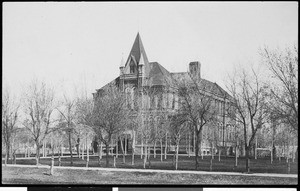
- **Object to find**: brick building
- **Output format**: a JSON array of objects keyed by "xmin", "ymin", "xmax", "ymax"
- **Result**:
[{"xmin": 93, "ymin": 33, "xmax": 236, "ymax": 156}]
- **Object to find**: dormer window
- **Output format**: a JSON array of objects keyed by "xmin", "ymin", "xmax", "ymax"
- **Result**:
[{"xmin": 130, "ymin": 62, "xmax": 135, "ymax": 73}]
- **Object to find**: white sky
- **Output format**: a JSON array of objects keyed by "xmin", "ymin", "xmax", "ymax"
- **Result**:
[{"xmin": 3, "ymin": 2, "xmax": 298, "ymax": 99}]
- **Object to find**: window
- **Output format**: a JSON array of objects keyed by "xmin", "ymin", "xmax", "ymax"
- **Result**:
[
  {"xmin": 166, "ymin": 93, "xmax": 169, "ymax": 108},
  {"xmin": 172, "ymin": 93, "xmax": 175, "ymax": 110},
  {"xmin": 157, "ymin": 93, "xmax": 162, "ymax": 109},
  {"xmin": 131, "ymin": 88, "xmax": 135, "ymax": 109},
  {"xmin": 150, "ymin": 95, "xmax": 155, "ymax": 109},
  {"xmin": 125, "ymin": 88, "xmax": 131, "ymax": 109},
  {"xmin": 219, "ymin": 123, "xmax": 222, "ymax": 140},
  {"xmin": 130, "ymin": 65, "xmax": 135, "ymax": 73}
]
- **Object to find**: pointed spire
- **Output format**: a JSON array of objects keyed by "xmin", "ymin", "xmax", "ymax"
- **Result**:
[{"xmin": 124, "ymin": 32, "xmax": 149, "ymax": 67}]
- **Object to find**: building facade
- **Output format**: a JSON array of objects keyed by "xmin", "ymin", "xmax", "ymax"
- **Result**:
[{"xmin": 93, "ymin": 33, "xmax": 236, "ymax": 156}]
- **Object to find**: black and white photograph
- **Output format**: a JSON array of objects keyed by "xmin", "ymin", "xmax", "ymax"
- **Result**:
[
  {"xmin": 27, "ymin": 187, "xmax": 113, "ymax": 191},
  {"xmin": 2, "ymin": 2, "xmax": 298, "ymax": 185}
]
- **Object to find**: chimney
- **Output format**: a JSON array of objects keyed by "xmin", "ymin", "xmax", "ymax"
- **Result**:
[{"xmin": 189, "ymin": 61, "xmax": 201, "ymax": 79}]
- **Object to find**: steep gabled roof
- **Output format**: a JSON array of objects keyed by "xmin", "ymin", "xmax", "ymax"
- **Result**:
[
  {"xmin": 144, "ymin": 62, "xmax": 174, "ymax": 87},
  {"xmin": 124, "ymin": 33, "xmax": 149, "ymax": 68}
]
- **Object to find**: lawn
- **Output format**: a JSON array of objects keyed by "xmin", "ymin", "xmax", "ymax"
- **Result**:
[
  {"xmin": 1, "ymin": 166, "xmax": 297, "ymax": 185},
  {"xmin": 4, "ymin": 154, "xmax": 298, "ymax": 174}
]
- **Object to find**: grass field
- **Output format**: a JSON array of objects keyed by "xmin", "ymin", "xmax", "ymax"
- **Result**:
[
  {"xmin": 1, "ymin": 166, "xmax": 297, "ymax": 185},
  {"xmin": 3, "ymin": 153, "xmax": 298, "ymax": 174}
]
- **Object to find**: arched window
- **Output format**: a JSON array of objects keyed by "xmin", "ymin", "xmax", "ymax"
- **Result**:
[
  {"xmin": 131, "ymin": 87, "xmax": 135, "ymax": 109},
  {"xmin": 130, "ymin": 62, "xmax": 135, "ymax": 73},
  {"xmin": 125, "ymin": 88, "xmax": 131, "ymax": 109}
]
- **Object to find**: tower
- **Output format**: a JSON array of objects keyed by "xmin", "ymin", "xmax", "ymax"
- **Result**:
[{"xmin": 120, "ymin": 32, "xmax": 149, "ymax": 88}]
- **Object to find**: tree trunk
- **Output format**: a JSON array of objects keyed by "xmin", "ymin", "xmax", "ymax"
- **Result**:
[
  {"xmin": 148, "ymin": 146, "xmax": 150, "ymax": 159},
  {"xmin": 86, "ymin": 145, "xmax": 89, "ymax": 168},
  {"xmin": 98, "ymin": 144, "xmax": 101, "ymax": 166},
  {"xmin": 68, "ymin": 131, "xmax": 73, "ymax": 166},
  {"xmin": 164, "ymin": 132, "xmax": 167, "ymax": 159},
  {"xmin": 148, "ymin": 146, "xmax": 151, "ymax": 168},
  {"xmin": 79, "ymin": 142, "xmax": 82, "ymax": 158},
  {"xmin": 195, "ymin": 131, "xmax": 199, "ymax": 170},
  {"xmin": 175, "ymin": 142, "xmax": 179, "ymax": 170},
  {"xmin": 58, "ymin": 152, "xmax": 61, "ymax": 166},
  {"xmin": 81, "ymin": 142, "xmax": 84, "ymax": 160},
  {"xmin": 188, "ymin": 132, "xmax": 191, "ymax": 157},
  {"xmin": 131, "ymin": 150, "xmax": 135, "ymax": 165},
  {"xmin": 292, "ymin": 139, "xmax": 295, "ymax": 163},
  {"xmin": 245, "ymin": 145, "xmax": 250, "ymax": 173},
  {"xmin": 141, "ymin": 138, "xmax": 143, "ymax": 159},
  {"xmin": 235, "ymin": 145, "xmax": 238, "ymax": 167},
  {"xmin": 105, "ymin": 144, "xmax": 110, "ymax": 167},
  {"xmin": 36, "ymin": 142, "xmax": 40, "ymax": 165},
  {"xmin": 154, "ymin": 140, "xmax": 156, "ymax": 158},
  {"xmin": 4, "ymin": 153, "xmax": 7, "ymax": 166},
  {"xmin": 255, "ymin": 137, "xmax": 257, "ymax": 160},
  {"xmin": 5, "ymin": 144, "xmax": 10, "ymax": 165},
  {"xmin": 201, "ymin": 135, "xmax": 203, "ymax": 160},
  {"xmin": 143, "ymin": 145, "xmax": 147, "ymax": 169},
  {"xmin": 113, "ymin": 156, "xmax": 116, "ymax": 167},
  {"xmin": 100, "ymin": 141, "xmax": 103, "ymax": 159},
  {"xmin": 160, "ymin": 139, "xmax": 163, "ymax": 162},
  {"xmin": 51, "ymin": 135, "xmax": 54, "ymax": 156},
  {"xmin": 271, "ymin": 140, "xmax": 273, "ymax": 164},
  {"xmin": 42, "ymin": 140, "xmax": 45, "ymax": 158},
  {"xmin": 124, "ymin": 134, "xmax": 127, "ymax": 156},
  {"xmin": 210, "ymin": 142, "xmax": 213, "ymax": 171},
  {"xmin": 120, "ymin": 136, "xmax": 126, "ymax": 164},
  {"xmin": 212, "ymin": 142, "xmax": 214, "ymax": 159},
  {"xmin": 218, "ymin": 147, "xmax": 221, "ymax": 161},
  {"xmin": 76, "ymin": 141, "xmax": 80, "ymax": 157},
  {"xmin": 12, "ymin": 151, "xmax": 16, "ymax": 164},
  {"xmin": 143, "ymin": 152, "xmax": 146, "ymax": 169},
  {"xmin": 131, "ymin": 131, "xmax": 135, "ymax": 165},
  {"xmin": 116, "ymin": 137, "xmax": 119, "ymax": 158}
]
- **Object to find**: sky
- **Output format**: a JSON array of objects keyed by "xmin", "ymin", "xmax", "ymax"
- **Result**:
[{"xmin": 3, "ymin": 2, "xmax": 298, "ymax": 100}]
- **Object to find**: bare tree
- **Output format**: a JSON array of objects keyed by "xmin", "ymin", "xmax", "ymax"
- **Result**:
[
  {"xmin": 226, "ymin": 68, "xmax": 269, "ymax": 173},
  {"xmin": 156, "ymin": 114, "xmax": 169, "ymax": 162},
  {"xmin": 56, "ymin": 95, "xmax": 78, "ymax": 166},
  {"xmin": 2, "ymin": 87, "xmax": 20, "ymax": 165},
  {"xmin": 75, "ymin": 96, "xmax": 97, "ymax": 161},
  {"xmin": 91, "ymin": 86, "xmax": 128, "ymax": 167},
  {"xmin": 174, "ymin": 75, "xmax": 218, "ymax": 170},
  {"xmin": 169, "ymin": 113, "xmax": 189, "ymax": 170},
  {"xmin": 22, "ymin": 80, "xmax": 56, "ymax": 165},
  {"xmin": 260, "ymin": 45, "xmax": 298, "ymax": 132}
]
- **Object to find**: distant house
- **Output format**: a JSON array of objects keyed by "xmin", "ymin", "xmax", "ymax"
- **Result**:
[{"xmin": 93, "ymin": 33, "xmax": 236, "ymax": 156}]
